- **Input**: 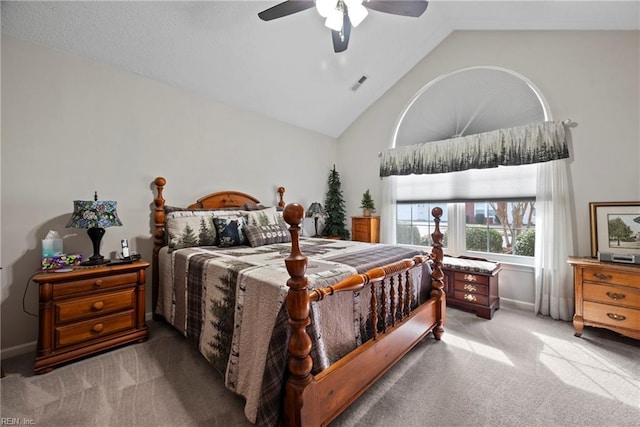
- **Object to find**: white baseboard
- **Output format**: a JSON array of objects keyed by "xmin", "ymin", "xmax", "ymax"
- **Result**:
[
  {"xmin": 500, "ymin": 297, "xmax": 535, "ymax": 312},
  {"xmin": 1, "ymin": 340, "xmax": 36, "ymax": 360}
]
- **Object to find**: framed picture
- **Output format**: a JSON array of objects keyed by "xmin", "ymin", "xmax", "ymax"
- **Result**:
[{"xmin": 589, "ymin": 201, "xmax": 640, "ymax": 258}]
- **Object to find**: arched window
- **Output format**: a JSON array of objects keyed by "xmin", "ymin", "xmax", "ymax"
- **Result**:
[{"xmin": 386, "ymin": 66, "xmax": 554, "ymax": 263}]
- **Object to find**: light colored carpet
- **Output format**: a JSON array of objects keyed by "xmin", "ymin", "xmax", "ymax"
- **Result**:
[{"xmin": 1, "ymin": 306, "xmax": 639, "ymax": 426}]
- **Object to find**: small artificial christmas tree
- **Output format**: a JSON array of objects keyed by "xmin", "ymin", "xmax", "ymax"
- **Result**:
[
  {"xmin": 360, "ymin": 189, "xmax": 376, "ymax": 216},
  {"xmin": 322, "ymin": 165, "xmax": 350, "ymax": 240}
]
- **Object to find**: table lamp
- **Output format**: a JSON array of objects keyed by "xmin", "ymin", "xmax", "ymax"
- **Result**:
[
  {"xmin": 66, "ymin": 191, "xmax": 122, "ymax": 265},
  {"xmin": 306, "ymin": 202, "xmax": 325, "ymax": 238}
]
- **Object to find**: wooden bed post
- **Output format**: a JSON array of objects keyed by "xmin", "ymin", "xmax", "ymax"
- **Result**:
[
  {"xmin": 282, "ymin": 203, "xmax": 313, "ymax": 427},
  {"xmin": 277, "ymin": 186, "xmax": 286, "ymax": 209},
  {"xmin": 430, "ymin": 207, "xmax": 446, "ymax": 339},
  {"xmin": 152, "ymin": 177, "xmax": 166, "ymax": 320}
]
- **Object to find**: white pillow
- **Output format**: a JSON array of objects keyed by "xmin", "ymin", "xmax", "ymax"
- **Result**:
[
  {"xmin": 244, "ymin": 206, "xmax": 282, "ymax": 226},
  {"xmin": 166, "ymin": 211, "xmax": 217, "ymax": 252}
]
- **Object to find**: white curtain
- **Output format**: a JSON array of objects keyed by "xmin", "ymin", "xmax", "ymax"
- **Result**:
[
  {"xmin": 534, "ymin": 159, "xmax": 575, "ymax": 320},
  {"xmin": 380, "ymin": 176, "xmax": 397, "ymax": 244}
]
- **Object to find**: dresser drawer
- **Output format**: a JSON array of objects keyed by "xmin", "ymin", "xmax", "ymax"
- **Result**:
[
  {"xmin": 583, "ymin": 301, "xmax": 640, "ymax": 331},
  {"xmin": 53, "ymin": 272, "xmax": 139, "ymax": 298},
  {"xmin": 453, "ymin": 272, "xmax": 489, "ymax": 286},
  {"xmin": 453, "ymin": 281, "xmax": 488, "ymax": 296},
  {"xmin": 583, "ymin": 283, "xmax": 640, "ymax": 309},
  {"xmin": 55, "ymin": 311, "xmax": 136, "ymax": 348},
  {"xmin": 54, "ymin": 288, "xmax": 136, "ymax": 324},
  {"xmin": 453, "ymin": 290, "xmax": 489, "ymax": 306},
  {"xmin": 353, "ymin": 223, "xmax": 370, "ymax": 234},
  {"xmin": 582, "ymin": 267, "xmax": 639, "ymax": 288}
]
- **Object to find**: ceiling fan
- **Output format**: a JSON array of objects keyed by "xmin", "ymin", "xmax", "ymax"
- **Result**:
[{"xmin": 258, "ymin": 0, "xmax": 429, "ymax": 53}]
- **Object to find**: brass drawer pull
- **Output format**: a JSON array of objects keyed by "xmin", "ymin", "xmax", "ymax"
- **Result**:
[
  {"xmin": 463, "ymin": 274, "xmax": 477, "ymax": 282},
  {"xmin": 463, "ymin": 294, "xmax": 477, "ymax": 302},
  {"xmin": 93, "ymin": 279, "xmax": 103, "ymax": 287},
  {"xmin": 606, "ymin": 313, "xmax": 626, "ymax": 322},
  {"xmin": 593, "ymin": 273, "xmax": 612, "ymax": 281},
  {"xmin": 92, "ymin": 301, "xmax": 105, "ymax": 310},
  {"xmin": 606, "ymin": 292, "xmax": 626, "ymax": 301},
  {"xmin": 463, "ymin": 284, "xmax": 477, "ymax": 292},
  {"xmin": 91, "ymin": 323, "xmax": 104, "ymax": 333}
]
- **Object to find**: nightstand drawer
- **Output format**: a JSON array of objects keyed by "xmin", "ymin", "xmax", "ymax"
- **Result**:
[
  {"xmin": 454, "ymin": 281, "xmax": 488, "ymax": 296},
  {"xmin": 453, "ymin": 272, "xmax": 489, "ymax": 286},
  {"xmin": 55, "ymin": 311, "xmax": 136, "ymax": 348},
  {"xmin": 582, "ymin": 268, "xmax": 639, "ymax": 287},
  {"xmin": 53, "ymin": 272, "xmax": 139, "ymax": 297},
  {"xmin": 583, "ymin": 301, "xmax": 640, "ymax": 331},
  {"xmin": 54, "ymin": 288, "xmax": 136, "ymax": 324},
  {"xmin": 454, "ymin": 290, "xmax": 489, "ymax": 306}
]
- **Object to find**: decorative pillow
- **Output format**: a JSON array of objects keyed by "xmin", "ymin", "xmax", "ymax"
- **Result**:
[
  {"xmin": 166, "ymin": 211, "xmax": 217, "ymax": 252},
  {"xmin": 244, "ymin": 206, "xmax": 282, "ymax": 226},
  {"xmin": 213, "ymin": 216, "xmax": 248, "ymax": 247},
  {"xmin": 244, "ymin": 223, "xmax": 291, "ymax": 247},
  {"xmin": 243, "ymin": 203, "xmax": 266, "ymax": 211}
]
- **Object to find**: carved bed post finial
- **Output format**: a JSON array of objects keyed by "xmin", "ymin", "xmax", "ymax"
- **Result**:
[
  {"xmin": 430, "ymin": 207, "xmax": 445, "ymax": 340},
  {"xmin": 277, "ymin": 187, "xmax": 286, "ymax": 209},
  {"xmin": 282, "ymin": 203, "xmax": 312, "ymax": 427},
  {"xmin": 153, "ymin": 177, "xmax": 167, "ymax": 247},
  {"xmin": 152, "ymin": 177, "xmax": 167, "ymax": 321}
]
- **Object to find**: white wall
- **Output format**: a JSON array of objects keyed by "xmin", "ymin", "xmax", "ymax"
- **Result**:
[
  {"xmin": 338, "ymin": 31, "xmax": 640, "ymax": 307},
  {"xmin": 1, "ymin": 36, "xmax": 338, "ymax": 353}
]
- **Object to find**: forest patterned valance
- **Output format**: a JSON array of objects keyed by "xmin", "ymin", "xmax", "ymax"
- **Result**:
[{"xmin": 379, "ymin": 121, "xmax": 569, "ymax": 177}]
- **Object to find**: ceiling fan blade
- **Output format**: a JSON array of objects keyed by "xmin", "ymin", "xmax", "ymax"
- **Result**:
[
  {"xmin": 258, "ymin": 0, "xmax": 315, "ymax": 21},
  {"xmin": 364, "ymin": 0, "xmax": 428, "ymax": 17},
  {"xmin": 332, "ymin": 12, "xmax": 352, "ymax": 53}
]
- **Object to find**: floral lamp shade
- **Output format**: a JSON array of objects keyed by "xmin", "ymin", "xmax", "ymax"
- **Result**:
[{"xmin": 65, "ymin": 200, "xmax": 123, "ymax": 229}]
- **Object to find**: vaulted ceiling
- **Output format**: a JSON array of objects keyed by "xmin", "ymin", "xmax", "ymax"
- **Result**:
[{"xmin": 2, "ymin": 1, "xmax": 639, "ymax": 138}]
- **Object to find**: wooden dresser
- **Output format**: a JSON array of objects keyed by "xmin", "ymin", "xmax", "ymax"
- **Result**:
[
  {"xmin": 442, "ymin": 256, "xmax": 501, "ymax": 319},
  {"xmin": 34, "ymin": 261, "xmax": 149, "ymax": 374},
  {"xmin": 352, "ymin": 216, "xmax": 380, "ymax": 243},
  {"xmin": 568, "ymin": 257, "xmax": 640, "ymax": 340}
]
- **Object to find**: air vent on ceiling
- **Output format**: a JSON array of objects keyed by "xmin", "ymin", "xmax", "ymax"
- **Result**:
[{"xmin": 351, "ymin": 75, "xmax": 368, "ymax": 91}]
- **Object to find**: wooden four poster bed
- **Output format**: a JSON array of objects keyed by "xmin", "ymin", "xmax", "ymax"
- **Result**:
[{"xmin": 151, "ymin": 177, "xmax": 446, "ymax": 426}]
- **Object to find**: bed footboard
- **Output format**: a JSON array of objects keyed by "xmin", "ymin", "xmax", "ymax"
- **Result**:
[{"xmin": 282, "ymin": 204, "xmax": 445, "ymax": 427}]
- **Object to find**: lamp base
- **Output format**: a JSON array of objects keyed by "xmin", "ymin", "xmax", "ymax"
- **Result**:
[
  {"xmin": 83, "ymin": 227, "xmax": 109, "ymax": 266},
  {"xmin": 80, "ymin": 256, "xmax": 110, "ymax": 266}
]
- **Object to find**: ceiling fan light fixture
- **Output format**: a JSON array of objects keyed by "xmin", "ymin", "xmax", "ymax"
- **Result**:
[
  {"xmin": 316, "ymin": 0, "xmax": 336, "ymax": 18},
  {"xmin": 325, "ymin": 7, "xmax": 344, "ymax": 31},
  {"xmin": 347, "ymin": 3, "xmax": 368, "ymax": 27}
]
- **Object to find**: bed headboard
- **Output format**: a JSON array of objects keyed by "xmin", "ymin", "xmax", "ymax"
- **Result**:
[{"xmin": 187, "ymin": 190, "xmax": 261, "ymax": 209}]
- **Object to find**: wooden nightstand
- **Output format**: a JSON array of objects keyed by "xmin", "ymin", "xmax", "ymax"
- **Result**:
[
  {"xmin": 442, "ymin": 256, "xmax": 501, "ymax": 319},
  {"xmin": 569, "ymin": 257, "xmax": 640, "ymax": 340},
  {"xmin": 33, "ymin": 260, "xmax": 149, "ymax": 374},
  {"xmin": 352, "ymin": 216, "xmax": 380, "ymax": 243}
]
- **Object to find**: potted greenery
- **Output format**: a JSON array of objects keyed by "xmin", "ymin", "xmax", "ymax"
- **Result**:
[{"xmin": 360, "ymin": 189, "xmax": 376, "ymax": 217}]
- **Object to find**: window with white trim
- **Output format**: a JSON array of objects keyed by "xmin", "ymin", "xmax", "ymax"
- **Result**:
[{"xmin": 388, "ymin": 66, "xmax": 552, "ymax": 264}]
